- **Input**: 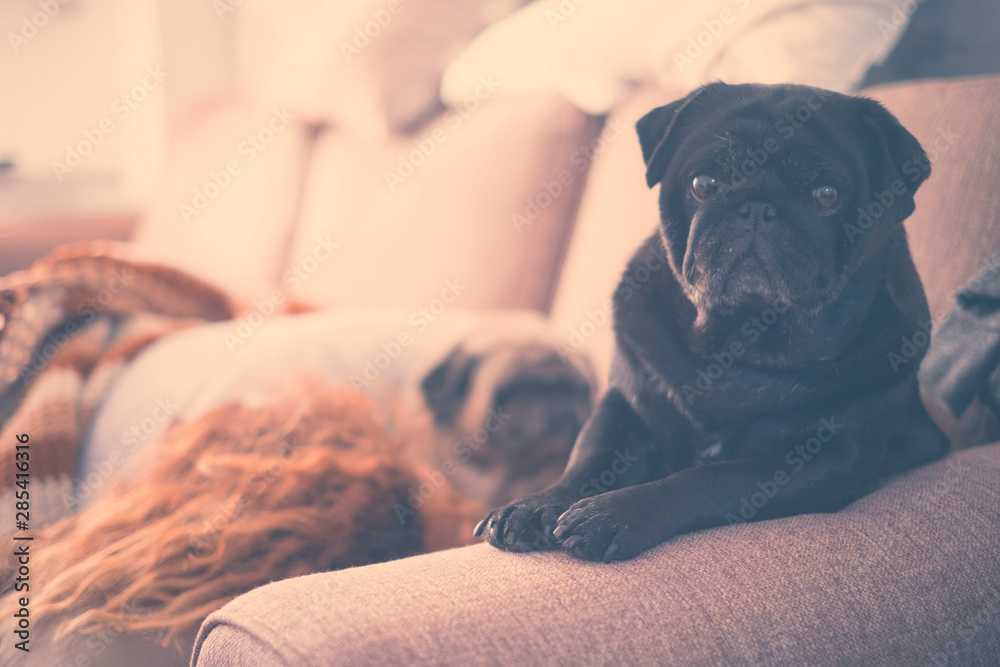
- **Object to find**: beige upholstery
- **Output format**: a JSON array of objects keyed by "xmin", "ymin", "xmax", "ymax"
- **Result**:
[
  {"xmin": 549, "ymin": 85, "xmax": 682, "ymax": 382},
  {"xmin": 130, "ymin": 91, "xmax": 599, "ymax": 312},
  {"xmin": 193, "ymin": 441, "xmax": 1000, "ymax": 666},
  {"xmin": 188, "ymin": 74, "xmax": 1000, "ymax": 667},
  {"xmin": 872, "ymin": 76, "xmax": 1000, "ymax": 449},
  {"xmin": 131, "ymin": 103, "xmax": 313, "ymax": 300},
  {"xmin": 285, "ymin": 93, "xmax": 601, "ymax": 312}
]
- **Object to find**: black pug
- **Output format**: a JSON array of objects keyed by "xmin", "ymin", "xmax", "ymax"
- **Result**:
[{"xmin": 474, "ymin": 82, "xmax": 950, "ymax": 562}]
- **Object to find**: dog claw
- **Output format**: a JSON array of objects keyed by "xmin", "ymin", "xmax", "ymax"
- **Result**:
[
  {"xmin": 603, "ymin": 544, "xmax": 618, "ymax": 562},
  {"xmin": 561, "ymin": 535, "xmax": 582, "ymax": 551},
  {"xmin": 552, "ymin": 524, "xmax": 569, "ymax": 540},
  {"xmin": 473, "ymin": 519, "xmax": 487, "ymax": 537},
  {"xmin": 540, "ymin": 524, "xmax": 557, "ymax": 544}
]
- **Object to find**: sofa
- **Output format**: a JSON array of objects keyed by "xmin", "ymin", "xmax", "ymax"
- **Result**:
[
  {"xmin": 182, "ymin": 72, "xmax": 1000, "ymax": 666},
  {"xmin": 6, "ymin": 2, "xmax": 1000, "ymax": 665}
]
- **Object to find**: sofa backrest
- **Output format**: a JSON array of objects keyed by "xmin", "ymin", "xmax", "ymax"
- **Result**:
[{"xmin": 867, "ymin": 75, "xmax": 1000, "ymax": 448}]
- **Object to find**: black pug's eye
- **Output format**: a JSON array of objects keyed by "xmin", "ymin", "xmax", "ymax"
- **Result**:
[
  {"xmin": 812, "ymin": 185, "xmax": 840, "ymax": 214},
  {"xmin": 690, "ymin": 175, "xmax": 719, "ymax": 202}
]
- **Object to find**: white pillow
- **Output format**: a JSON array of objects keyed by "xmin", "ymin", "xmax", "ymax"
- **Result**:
[
  {"xmin": 235, "ymin": 0, "xmax": 525, "ymax": 142},
  {"xmin": 442, "ymin": 0, "xmax": 914, "ymax": 115}
]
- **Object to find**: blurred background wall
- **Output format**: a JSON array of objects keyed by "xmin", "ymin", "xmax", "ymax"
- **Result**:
[
  {"xmin": 1, "ymin": 0, "xmax": 998, "ymax": 276},
  {"xmin": 0, "ymin": 0, "xmax": 236, "ymax": 268}
]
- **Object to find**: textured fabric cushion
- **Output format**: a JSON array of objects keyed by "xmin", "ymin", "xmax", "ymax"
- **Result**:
[
  {"xmin": 548, "ymin": 85, "xmax": 678, "ymax": 382},
  {"xmin": 192, "ymin": 442, "xmax": 1000, "ymax": 666}
]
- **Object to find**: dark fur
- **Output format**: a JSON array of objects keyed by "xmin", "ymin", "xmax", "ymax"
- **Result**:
[{"xmin": 475, "ymin": 82, "xmax": 949, "ymax": 561}]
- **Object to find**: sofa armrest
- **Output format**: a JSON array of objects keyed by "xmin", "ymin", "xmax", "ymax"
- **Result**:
[{"xmin": 192, "ymin": 442, "xmax": 1000, "ymax": 666}]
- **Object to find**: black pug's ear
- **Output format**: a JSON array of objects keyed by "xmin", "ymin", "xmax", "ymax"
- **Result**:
[
  {"xmin": 636, "ymin": 84, "xmax": 717, "ymax": 188},
  {"xmin": 859, "ymin": 98, "xmax": 930, "ymax": 221},
  {"xmin": 420, "ymin": 346, "xmax": 480, "ymax": 426}
]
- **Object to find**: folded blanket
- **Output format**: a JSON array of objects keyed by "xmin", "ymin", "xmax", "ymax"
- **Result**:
[
  {"xmin": 920, "ymin": 255, "xmax": 1000, "ymax": 418},
  {"xmin": 0, "ymin": 242, "xmax": 235, "ymax": 533}
]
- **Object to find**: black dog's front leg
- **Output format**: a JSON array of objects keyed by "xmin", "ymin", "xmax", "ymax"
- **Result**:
[
  {"xmin": 554, "ymin": 430, "xmax": 876, "ymax": 562},
  {"xmin": 475, "ymin": 389, "xmax": 658, "ymax": 551}
]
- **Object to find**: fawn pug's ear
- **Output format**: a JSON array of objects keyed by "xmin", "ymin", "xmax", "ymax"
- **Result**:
[{"xmin": 420, "ymin": 346, "xmax": 480, "ymax": 426}]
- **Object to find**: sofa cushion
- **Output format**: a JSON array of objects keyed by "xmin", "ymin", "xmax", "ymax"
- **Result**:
[
  {"xmin": 192, "ymin": 441, "xmax": 1000, "ymax": 665},
  {"xmin": 548, "ymin": 85, "xmax": 677, "ymax": 382},
  {"xmin": 282, "ymin": 93, "xmax": 600, "ymax": 312},
  {"xmin": 131, "ymin": 103, "xmax": 311, "ymax": 301}
]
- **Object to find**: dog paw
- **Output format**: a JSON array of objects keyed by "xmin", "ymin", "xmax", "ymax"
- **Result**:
[
  {"xmin": 552, "ymin": 492, "xmax": 666, "ymax": 562},
  {"xmin": 474, "ymin": 490, "xmax": 574, "ymax": 552}
]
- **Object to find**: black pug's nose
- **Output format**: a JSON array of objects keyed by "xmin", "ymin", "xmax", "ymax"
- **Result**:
[{"xmin": 738, "ymin": 201, "xmax": 778, "ymax": 230}]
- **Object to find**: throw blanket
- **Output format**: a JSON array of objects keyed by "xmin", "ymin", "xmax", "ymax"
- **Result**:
[
  {"xmin": 0, "ymin": 242, "xmax": 235, "ymax": 534},
  {"xmin": 921, "ymin": 256, "xmax": 1000, "ymax": 419}
]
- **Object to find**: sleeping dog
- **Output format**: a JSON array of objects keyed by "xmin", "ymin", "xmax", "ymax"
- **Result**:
[
  {"xmin": 420, "ymin": 314, "xmax": 595, "ymax": 507},
  {"xmin": 475, "ymin": 82, "xmax": 950, "ymax": 561}
]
